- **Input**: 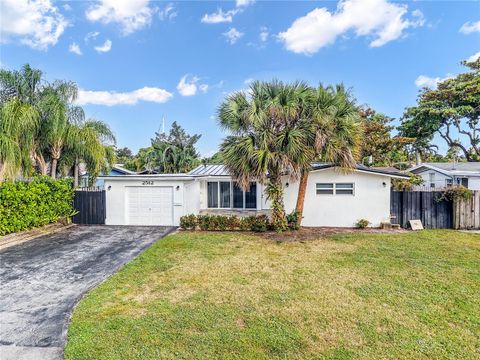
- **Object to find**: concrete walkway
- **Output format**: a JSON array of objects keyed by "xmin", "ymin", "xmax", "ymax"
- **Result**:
[{"xmin": 0, "ymin": 225, "xmax": 174, "ymax": 360}]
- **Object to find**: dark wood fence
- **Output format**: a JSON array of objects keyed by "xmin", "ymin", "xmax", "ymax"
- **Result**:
[
  {"xmin": 73, "ymin": 188, "xmax": 106, "ymax": 224},
  {"xmin": 390, "ymin": 190, "xmax": 453, "ymax": 229}
]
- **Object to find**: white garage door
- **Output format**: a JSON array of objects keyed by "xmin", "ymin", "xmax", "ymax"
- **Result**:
[{"xmin": 126, "ymin": 187, "xmax": 173, "ymax": 226}]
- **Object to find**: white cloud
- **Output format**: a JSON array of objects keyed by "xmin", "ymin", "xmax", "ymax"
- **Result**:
[
  {"xmin": 259, "ymin": 26, "xmax": 269, "ymax": 42},
  {"xmin": 0, "ymin": 0, "xmax": 68, "ymax": 50},
  {"xmin": 460, "ymin": 20, "xmax": 480, "ymax": 34},
  {"xmin": 236, "ymin": 0, "xmax": 255, "ymax": 7},
  {"xmin": 176, "ymin": 75, "xmax": 209, "ymax": 96},
  {"xmin": 414, "ymin": 74, "xmax": 452, "ymax": 88},
  {"xmin": 94, "ymin": 39, "xmax": 112, "ymax": 53},
  {"xmin": 85, "ymin": 31, "xmax": 100, "ymax": 43},
  {"xmin": 63, "ymin": 4, "xmax": 72, "ymax": 11},
  {"xmin": 223, "ymin": 27, "xmax": 244, "ymax": 44},
  {"xmin": 278, "ymin": 0, "xmax": 425, "ymax": 55},
  {"xmin": 201, "ymin": 9, "xmax": 237, "ymax": 24},
  {"xmin": 467, "ymin": 51, "xmax": 480, "ymax": 63},
  {"xmin": 69, "ymin": 42, "xmax": 82, "ymax": 55},
  {"xmin": 244, "ymin": 78, "xmax": 254, "ymax": 85},
  {"xmin": 77, "ymin": 87, "xmax": 173, "ymax": 106},
  {"xmin": 159, "ymin": 3, "xmax": 177, "ymax": 21},
  {"xmin": 86, "ymin": 0, "xmax": 156, "ymax": 35}
]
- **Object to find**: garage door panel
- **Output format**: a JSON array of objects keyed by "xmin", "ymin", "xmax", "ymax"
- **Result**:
[{"xmin": 126, "ymin": 187, "xmax": 173, "ymax": 226}]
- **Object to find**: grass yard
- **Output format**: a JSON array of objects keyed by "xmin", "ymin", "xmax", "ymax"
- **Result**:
[{"xmin": 65, "ymin": 230, "xmax": 480, "ymax": 359}]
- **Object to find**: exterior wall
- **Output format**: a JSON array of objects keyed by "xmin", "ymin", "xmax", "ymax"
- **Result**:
[
  {"xmin": 104, "ymin": 179, "xmax": 191, "ymax": 226},
  {"xmin": 413, "ymin": 169, "xmax": 451, "ymax": 189},
  {"xmin": 468, "ymin": 177, "xmax": 480, "ymax": 190},
  {"xmin": 281, "ymin": 168, "xmax": 392, "ymax": 227}
]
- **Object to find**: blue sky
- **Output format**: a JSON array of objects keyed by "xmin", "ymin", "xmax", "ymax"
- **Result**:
[{"xmin": 1, "ymin": 0, "xmax": 479, "ymax": 156}]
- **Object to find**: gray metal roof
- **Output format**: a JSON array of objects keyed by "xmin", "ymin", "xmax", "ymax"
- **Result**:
[
  {"xmin": 189, "ymin": 163, "xmax": 408, "ymax": 178},
  {"xmin": 417, "ymin": 162, "xmax": 480, "ymax": 172},
  {"xmin": 188, "ymin": 164, "xmax": 231, "ymax": 176}
]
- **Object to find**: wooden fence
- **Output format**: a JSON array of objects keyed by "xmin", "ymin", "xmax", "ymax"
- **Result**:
[
  {"xmin": 73, "ymin": 188, "xmax": 106, "ymax": 225},
  {"xmin": 391, "ymin": 190, "xmax": 480, "ymax": 230},
  {"xmin": 453, "ymin": 191, "xmax": 480, "ymax": 229},
  {"xmin": 390, "ymin": 190, "xmax": 453, "ymax": 229}
]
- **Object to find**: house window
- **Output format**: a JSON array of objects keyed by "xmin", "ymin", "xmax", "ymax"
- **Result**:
[
  {"xmin": 316, "ymin": 183, "xmax": 354, "ymax": 195},
  {"xmin": 207, "ymin": 181, "xmax": 257, "ymax": 209},
  {"xmin": 207, "ymin": 182, "xmax": 218, "ymax": 208},
  {"xmin": 446, "ymin": 179, "xmax": 453, "ymax": 187},
  {"xmin": 335, "ymin": 183, "xmax": 354, "ymax": 195},
  {"xmin": 429, "ymin": 172, "xmax": 435, "ymax": 188},
  {"xmin": 456, "ymin": 177, "xmax": 468, "ymax": 187},
  {"xmin": 316, "ymin": 183, "xmax": 334, "ymax": 195},
  {"xmin": 220, "ymin": 182, "xmax": 231, "ymax": 208}
]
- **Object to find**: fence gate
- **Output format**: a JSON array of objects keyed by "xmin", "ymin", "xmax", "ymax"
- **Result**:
[
  {"xmin": 454, "ymin": 191, "xmax": 480, "ymax": 229},
  {"xmin": 390, "ymin": 190, "xmax": 453, "ymax": 229},
  {"xmin": 73, "ymin": 188, "xmax": 106, "ymax": 225}
]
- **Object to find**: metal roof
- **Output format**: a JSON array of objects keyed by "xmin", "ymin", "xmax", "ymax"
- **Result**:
[
  {"xmin": 188, "ymin": 164, "xmax": 231, "ymax": 176},
  {"xmin": 415, "ymin": 162, "xmax": 480, "ymax": 172},
  {"xmin": 189, "ymin": 163, "xmax": 409, "ymax": 178}
]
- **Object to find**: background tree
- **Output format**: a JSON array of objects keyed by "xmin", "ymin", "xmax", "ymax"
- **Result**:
[
  {"xmin": 0, "ymin": 64, "xmax": 116, "ymax": 182},
  {"xmin": 150, "ymin": 121, "xmax": 201, "ymax": 173},
  {"xmin": 359, "ymin": 107, "xmax": 413, "ymax": 166},
  {"xmin": 399, "ymin": 58, "xmax": 480, "ymax": 161},
  {"xmin": 202, "ymin": 151, "xmax": 223, "ymax": 164},
  {"xmin": 115, "ymin": 147, "xmax": 134, "ymax": 164},
  {"xmin": 219, "ymin": 80, "xmax": 313, "ymax": 231}
]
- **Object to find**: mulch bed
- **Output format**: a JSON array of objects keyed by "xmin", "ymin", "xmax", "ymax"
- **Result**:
[{"xmin": 259, "ymin": 226, "xmax": 408, "ymax": 242}]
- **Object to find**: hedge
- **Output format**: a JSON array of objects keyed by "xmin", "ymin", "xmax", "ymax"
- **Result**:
[
  {"xmin": 0, "ymin": 176, "xmax": 75, "ymax": 236},
  {"xmin": 180, "ymin": 214, "xmax": 271, "ymax": 232}
]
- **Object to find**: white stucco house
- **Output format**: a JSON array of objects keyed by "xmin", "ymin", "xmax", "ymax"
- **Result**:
[
  {"xmin": 408, "ymin": 162, "xmax": 480, "ymax": 190},
  {"xmin": 99, "ymin": 163, "xmax": 408, "ymax": 228}
]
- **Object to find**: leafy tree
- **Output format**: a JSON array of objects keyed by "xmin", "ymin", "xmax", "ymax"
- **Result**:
[
  {"xmin": 203, "ymin": 151, "xmax": 223, "ymax": 164},
  {"xmin": 359, "ymin": 107, "xmax": 413, "ymax": 166},
  {"xmin": 115, "ymin": 147, "xmax": 133, "ymax": 163},
  {"xmin": 150, "ymin": 121, "xmax": 201, "ymax": 173},
  {"xmin": 294, "ymin": 85, "xmax": 362, "ymax": 226},
  {"xmin": 219, "ymin": 80, "xmax": 313, "ymax": 231},
  {"xmin": 399, "ymin": 59, "xmax": 480, "ymax": 161},
  {"xmin": 0, "ymin": 99, "xmax": 39, "ymax": 181},
  {"xmin": 0, "ymin": 64, "xmax": 116, "ymax": 183}
]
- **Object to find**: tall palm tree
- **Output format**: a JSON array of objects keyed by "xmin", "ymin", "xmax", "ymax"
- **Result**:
[
  {"xmin": 294, "ymin": 85, "xmax": 362, "ymax": 226},
  {"xmin": 60, "ymin": 119, "xmax": 116, "ymax": 187},
  {"xmin": 0, "ymin": 99, "xmax": 39, "ymax": 181},
  {"xmin": 37, "ymin": 80, "xmax": 85, "ymax": 178},
  {"xmin": 219, "ymin": 80, "xmax": 313, "ymax": 231}
]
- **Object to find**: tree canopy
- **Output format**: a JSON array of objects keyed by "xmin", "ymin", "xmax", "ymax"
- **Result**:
[{"xmin": 399, "ymin": 59, "xmax": 480, "ymax": 161}]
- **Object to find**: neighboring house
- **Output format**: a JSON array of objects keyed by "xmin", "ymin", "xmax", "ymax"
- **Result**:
[
  {"xmin": 80, "ymin": 164, "xmax": 136, "ymax": 187},
  {"xmin": 99, "ymin": 163, "xmax": 407, "ymax": 228},
  {"xmin": 408, "ymin": 162, "xmax": 480, "ymax": 190}
]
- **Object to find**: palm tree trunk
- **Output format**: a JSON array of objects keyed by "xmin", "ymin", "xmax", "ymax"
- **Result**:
[
  {"xmin": 73, "ymin": 159, "xmax": 79, "ymax": 188},
  {"xmin": 0, "ymin": 162, "xmax": 5, "ymax": 182},
  {"xmin": 266, "ymin": 174, "xmax": 288, "ymax": 232},
  {"xmin": 35, "ymin": 152, "xmax": 48, "ymax": 175},
  {"xmin": 51, "ymin": 158, "xmax": 58, "ymax": 178},
  {"xmin": 415, "ymin": 151, "xmax": 422, "ymax": 165},
  {"xmin": 295, "ymin": 170, "xmax": 309, "ymax": 227}
]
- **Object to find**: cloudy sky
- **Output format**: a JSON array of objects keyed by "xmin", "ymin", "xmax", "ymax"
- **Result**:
[{"xmin": 1, "ymin": 0, "xmax": 479, "ymax": 156}]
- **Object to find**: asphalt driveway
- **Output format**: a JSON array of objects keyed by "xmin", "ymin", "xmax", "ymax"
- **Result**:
[{"xmin": 0, "ymin": 225, "xmax": 174, "ymax": 360}]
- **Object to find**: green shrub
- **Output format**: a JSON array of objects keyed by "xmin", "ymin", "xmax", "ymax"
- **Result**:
[
  {"xmin": 179, "ymin": 214, "xmax": 272, "ymax": 232},
  {"xmin": 356, "ymin": 219, "xmax": 370, "ymax": 229},
  {"xmin": 179, "ymin": 214, "xmax": 197, "ymax": 230},
  {"xmin": 286, "ymin": 211, "xmax": 300, "ymax": 230},
  {"xmin": 0, "ymin": 176, "xmax": 75, "ymax": 236}
]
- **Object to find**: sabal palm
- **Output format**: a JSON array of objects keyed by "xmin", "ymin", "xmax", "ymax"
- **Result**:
[
  {"xmin": 218, "ymin": 80, "xmax": 313, "ymax": 231},
  {"xmin": 295, "ymin": 84, "xmax": 361, "ymax": 225},
  {"xmin": 0, "ymin": 99, "xmax": 39, "ymax": 181}
]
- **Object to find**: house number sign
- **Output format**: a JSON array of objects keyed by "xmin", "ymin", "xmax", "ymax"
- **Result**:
[{"xmin": 142, "ymin": 181, "xmax": 154, "ymax": 185}]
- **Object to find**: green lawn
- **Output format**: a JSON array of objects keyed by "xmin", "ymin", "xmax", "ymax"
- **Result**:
[{"xmin": 65, "ymin": 230, "xmax": 480, "ymax": 359}]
